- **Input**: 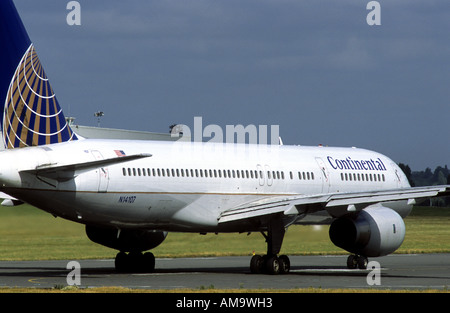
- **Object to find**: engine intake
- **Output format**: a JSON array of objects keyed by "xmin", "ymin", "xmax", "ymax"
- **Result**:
[
  {"xmin": 86, "ymin": 226, "xmax": 167, "ymax": 252},
  {"xmin": 329, "ymin": 206, "xmax": 405, "ymax": 257}
]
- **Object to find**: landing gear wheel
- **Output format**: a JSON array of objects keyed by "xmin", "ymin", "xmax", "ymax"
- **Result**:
[
  {"xmin": 357, "ymin": 256, "xmax": 368, "ymax": 270},
  {"xmin": 265, "ymin": 256, "xmax": 280, "ymax": 275},
  {"xmin": 346, "ymin": 255, "xmax": 368, "ymax": 270},
  {"xmin": 142, "ymin": 252, "xmax": 156, "ymax": 272},
  {"xmin": 114, "ymin": 251, "xmax": 155, "ymax": 273},
  {"xmin": 278, "ymin": 255, "xmax": 290, "ymax": 274},
  {"xmin": 250, "ymin": 255, "xmax": 264, "ymax": 274},
  {"xmin": 250, "ymin": 254, "xmax": 290, "ymax": 275},
  {"xmin": 346, "ymin": 255, "xmax": 358, "ymax": 269},
  {"xmin": 115, "ymin": 251, "xmax": 129, "ymax": 272}
]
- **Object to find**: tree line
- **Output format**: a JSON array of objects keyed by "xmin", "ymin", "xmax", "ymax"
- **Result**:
[{"xmin": 399, "ymin": 164, "xmax": 450, "ymax": 207}]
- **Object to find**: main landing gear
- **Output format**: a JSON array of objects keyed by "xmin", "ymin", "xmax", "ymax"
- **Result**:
[
  {"xmin": 250, "ymin": 217, "xmax": 290, "ymax": 275},
  {"xmin": 250, "ymin": 254, "xmax": 290, "ymax": 274},
  {"xmin": 115, "ymin": 251, "xmax": 156, "ymax": 273}
]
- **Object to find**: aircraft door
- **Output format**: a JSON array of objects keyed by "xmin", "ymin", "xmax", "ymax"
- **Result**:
[
  {"xmin": 315, "ymin": 157, "xmax": 330, "ymax": 193},
  {"xmin": 391, "ymin": 162, "xmax": 402, "ymax": 188},
  {"xmin": 91, "ymin": 150, "xmax": 109, "ymax": 193}
]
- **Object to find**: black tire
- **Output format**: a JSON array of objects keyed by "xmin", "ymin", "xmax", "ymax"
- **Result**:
[
  {"xmin": 142, "ymin": 252, "xmax": 155, "ymax": 272},
  {"xmin": 250, "ymin": 255, "xmax": 264, "ymax": 274},
  {"xmin": 265, "ymin": 256, "xmax": 280, "ymax": 275},
  {"xmin": 347, "ymin": 255, "xmax": 358, "ymax": 269},
  {"xmin": 115, "ymin": 251, "xmax": 129, "ymax": 272},
  {"xmin": 357, "ymin": 256, "xmax": 368, "ymax": 270},
  {"xmin": 278, "ymin": 255, "xmax": 290, "ymax": 274}
]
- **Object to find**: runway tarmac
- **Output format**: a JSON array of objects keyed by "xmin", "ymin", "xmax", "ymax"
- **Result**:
[{"xmin": 0, "ymin": 254, "xmax": 448, "ymax": 291}]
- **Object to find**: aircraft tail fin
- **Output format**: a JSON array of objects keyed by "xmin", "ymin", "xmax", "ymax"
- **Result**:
[{"xmin": 0, "ymin": 0, "xmax": 77, "ymax": 149}]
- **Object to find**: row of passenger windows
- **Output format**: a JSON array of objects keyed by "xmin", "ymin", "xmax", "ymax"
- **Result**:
[
  {"xmin": 340, "ymin": 172, "xmax": 385, "ymax": 182},
  {"xmin": 122, "ymin": 167, "xmax": 315, "ymax": 181},
  {"xmin": 121, "ymin": 167, "xmax": 387, "ymax": 184}
]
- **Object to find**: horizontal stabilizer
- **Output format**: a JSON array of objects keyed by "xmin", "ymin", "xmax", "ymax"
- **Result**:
[
  {"xmin": 21, "ymin": 153, "xmax": 152, "ymax": 181},
  {"xmin": 0, "ymin": 191, "xmax": 23, "ymax": 206}
]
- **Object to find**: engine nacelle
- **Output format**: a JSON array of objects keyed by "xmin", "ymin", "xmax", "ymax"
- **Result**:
[
  {"xmin": 329, "ymin": 206, "xmax": 405, "ymax": 257},
  {"xmin": 86, "ymin": 226, "xmax": 167, "ymax": 252}
]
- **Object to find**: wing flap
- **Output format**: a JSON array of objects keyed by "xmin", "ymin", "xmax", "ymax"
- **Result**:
[{"xmin": 218, "ymin": 195, "xmax": 329, "ymax": 223}]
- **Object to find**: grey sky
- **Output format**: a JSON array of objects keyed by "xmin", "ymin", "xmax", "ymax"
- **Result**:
[{"xmin": 14, "ymin": 0, "xmax": 450, "ymax": 170}]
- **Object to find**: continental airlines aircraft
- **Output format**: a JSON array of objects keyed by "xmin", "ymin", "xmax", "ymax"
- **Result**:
[{"xmin": 0, "ymin": 1, "xmax": 448, "ymax": 274}]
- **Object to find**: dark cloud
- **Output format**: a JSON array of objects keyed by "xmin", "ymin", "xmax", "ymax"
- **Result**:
[{"xmin": 13, "ymin": 0, "xmax": 450, "ymax": 170}]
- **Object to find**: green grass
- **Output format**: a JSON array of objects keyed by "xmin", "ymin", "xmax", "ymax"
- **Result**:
[
  {"xmin": 399, "ymin": 206, "xmax": 450, "ymax": 254},
  {"xmin": 0, "ymin": 205, "xmax": 448, "ymax": 261}
]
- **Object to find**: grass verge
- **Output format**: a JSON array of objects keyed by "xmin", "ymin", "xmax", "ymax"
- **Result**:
[{"xmin": 0, "ymin": 205, "xmax": 448, "ymax": 260}]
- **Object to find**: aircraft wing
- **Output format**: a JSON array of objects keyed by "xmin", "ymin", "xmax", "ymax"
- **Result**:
[
  {"xmin": 20, "ymin": 153, "xmax": 152, "ymax": 181},
  {"xmin": 218, "ymin": 185, "xmax": 450, "ymax": 224}
]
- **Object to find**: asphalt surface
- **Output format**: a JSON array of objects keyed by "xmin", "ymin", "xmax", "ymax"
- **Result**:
[{"xmin": 0, "ymin": 254, "xmax": 448, "ymax": 291}]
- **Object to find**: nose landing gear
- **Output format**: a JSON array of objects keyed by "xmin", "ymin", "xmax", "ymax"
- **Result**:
[{"xmin": 346, "ymin": 254, "xmax": 368, "ymax": 269}]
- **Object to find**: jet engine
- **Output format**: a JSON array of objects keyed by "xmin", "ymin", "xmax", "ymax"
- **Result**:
[
  {"xmin": 329, "ymin": 206, "xmax": 405, "ymax": 257},
  {"xmin": 85, "ymin": 226, "xmax": 167, "ymax": 252}
]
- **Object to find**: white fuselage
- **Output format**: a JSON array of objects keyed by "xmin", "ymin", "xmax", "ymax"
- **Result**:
[{"xmin": 0, "ymin": 139, "xmax": 410, "ymax": 232}]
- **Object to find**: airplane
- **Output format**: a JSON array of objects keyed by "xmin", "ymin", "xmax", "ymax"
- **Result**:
[{"xmin": 0, "ymin": 0, "xmax": 448, "ymax": 274}]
